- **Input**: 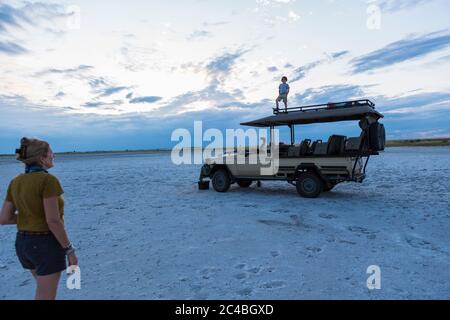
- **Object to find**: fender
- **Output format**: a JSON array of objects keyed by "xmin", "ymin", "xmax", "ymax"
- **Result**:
[
  {"xmin": 209, "ymin": 164, "xmax": 235, "ymax": 183},
  {"xmin": 294, "ymin": 163, "xmax": 329, "ymax": 183}
]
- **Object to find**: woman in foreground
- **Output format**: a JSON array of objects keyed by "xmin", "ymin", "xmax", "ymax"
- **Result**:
[{"xmin": 0, "ymin": 137, "xmax": 78, "ymax": 300}]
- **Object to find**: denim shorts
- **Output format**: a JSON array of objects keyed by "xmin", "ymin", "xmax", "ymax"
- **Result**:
[{"xmin": 15, "ymin": 232, "xmax": 67, "ymax": 276}]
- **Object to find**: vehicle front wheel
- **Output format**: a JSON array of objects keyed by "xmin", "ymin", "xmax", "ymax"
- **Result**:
[
  {"xmin": 296, "ymin": 172, "xmax": 323, "ymax": 198},
  {"xmin": 212, "ymin": 169, "xmax": 231, "ymax": 192},
  {"xmin": 237, "ymin": 180, "xmax": 252, "ymax": 188}
]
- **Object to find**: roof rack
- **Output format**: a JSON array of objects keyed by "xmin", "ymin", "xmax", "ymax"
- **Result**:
[
  {"xmin": 273, "ymin": 99, "xmax": 375, "ymax": 115},
  {"xmin": 241, "ymin": 99, "xmax": 382, "ymax": 127}
]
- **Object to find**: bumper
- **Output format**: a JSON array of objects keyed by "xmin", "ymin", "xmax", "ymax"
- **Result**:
[
  {"xmin": 199, "ymin": 164, "xmax": 212, "ymax": 181},
  {"xmin": 198, "ymin": 164, "xmax": 212, "ymax": 190}
]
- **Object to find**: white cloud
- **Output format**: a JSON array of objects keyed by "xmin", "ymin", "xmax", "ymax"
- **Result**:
[{"xmin": 288, "ymin": 10, "xmax": 300, "ymax": 22}]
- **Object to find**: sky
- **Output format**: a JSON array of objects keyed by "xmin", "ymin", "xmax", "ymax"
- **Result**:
[{"xmin": 0, "ymin": 0, "xmax": 449, "ymax": 153}]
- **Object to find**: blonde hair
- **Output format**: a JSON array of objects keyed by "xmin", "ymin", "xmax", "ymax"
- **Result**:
[{"xmin": 15, "ymin": 137, "xmax": 50, "ymax": 166}]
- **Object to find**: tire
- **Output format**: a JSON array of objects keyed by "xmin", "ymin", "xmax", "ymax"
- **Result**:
[
  {"xmin": 296, "ymin": 172, "xmax": 323, "ymax": 198},
  {"xmin": 212, "ymin": 169, "xmax": 231, "ymax": 192},
  {"xmin": 237, "ymin": 180, "xmax": 253, "ymax": 188}
]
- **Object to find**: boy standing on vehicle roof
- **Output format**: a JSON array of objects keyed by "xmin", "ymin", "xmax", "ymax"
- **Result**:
[{"xmin": 276, "ymin": 76, "xmax": 290, "ymax": 112}]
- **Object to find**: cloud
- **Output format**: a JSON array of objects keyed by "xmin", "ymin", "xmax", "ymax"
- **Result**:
[
  {"xmin": 187, "ymin": 30, "xmax": 211, "ymax": 40},
  {"xmin": 99, "ymin": 86, "xmax": 129, "ymax": 97},
  {"xmin": 293, "ymin": 85, "xmax": 367, "ymax": 104},
  {"xmin": 216, "ymin": 99, "xmax": 272, "ymax": 110},
  {"xmin": 33, "ymin": 63, "xmax": 136, "ymax": 112},
  {"xmin": 35, "ymin": 65, "xmax": 94, "ymax": 76},
  {"xmin": 330, "ymin": 50, "xmax": 349, "ymax": 59},
  {"xmin": 290, "ymin": 60, "xmax": 323, "ymax": 82},
  {"xmin": 288, "ymin": 10, "xmax": 300, "ymax": 22},
  {"xmin": 88, "ymin": 77, "xmax": 109, "ymax": 89},
  {"xmin": 129, "ymin": 96, "xmax": 162, "ymax": 104},
  {"xmin": 0, "ymin": 2, "xmax": 68, "ymax": 34},
  {"xmin": 83, "ymin": 100, "xmax": 124, "ymax": 109},
  {"xmin": 0, "ymin": 40, "xmax": 27, "ymax": 54},
  {"xmin": 206, "ymin": 50, "xmax": 247, "ymax": 76},
  {"xmin": 0, "ymin": 3, "xmax": 29, "ymax": 32},
  {"xmin": 351, "ymin": 30, "xmax": 450, "ymax": 73},
  {"xmin": 292, "ymin": 84, "xmax": 450, "ymax": 116},
  {"xmin": 290, "ymin": 51, "xmax": 350, "ymax": 82},
  {"xmin": 378, "ymin": 0, "xmax": 431, "ymax": 13},
  {"xmin": 256, "ymin": 0, "xmax": 294, "ymax": 7},
  {"xmin": 160, "ymin": 83, "xmax": 251, "ymax": 115},
  {"xmin": 177, "ymin": 61, "xmax": 203, "ymax": 73},
  {"xmin": 255, "ymin": 0, "xmax": 300, "ymax": 26},
  {"xmin": 117, "ymin": 42, "xmax": 158, "ymax": 72},
  {"xmin": 157, "ymin": 49, "xmax": 254, "ymax": 115},
  {"xmin": 379, "ymin": 91, "xmax": 450, "ymax": 114},
  {"xmin": 267, "ymin": 66, "xmax": 278, "ymax": 72},
  {"xmin": 0, "ymin": 3, "xmax": 69, "ymax": 56},
  {"xmin": 202, "ymin": 21, "xmax": 229, "ymax": 27}
]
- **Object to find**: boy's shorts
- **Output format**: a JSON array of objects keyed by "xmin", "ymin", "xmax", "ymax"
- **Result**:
[{"xmin": 276, "ymin": 94, "xmax": 288, "ymax": 104}]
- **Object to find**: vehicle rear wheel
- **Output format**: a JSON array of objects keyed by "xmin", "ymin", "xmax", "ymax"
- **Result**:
[
  {"xmin": 237, "ymin": 180, "xmax": 252, "ymax": 188},
  {"xmin": 212, "ymin": 169, "xmax": 231, "ymax": 192},
  {"xmin": 296, "ymin": 172, "xmax": 323, "ymax": 198}
]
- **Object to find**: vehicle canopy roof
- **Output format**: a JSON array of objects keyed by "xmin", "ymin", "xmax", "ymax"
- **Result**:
[{"xmin": 240, "ymin": 99, "xmax": 383, "ymax": 127}]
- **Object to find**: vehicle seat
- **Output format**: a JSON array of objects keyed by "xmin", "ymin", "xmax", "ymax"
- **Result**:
[
  {"xmin": 299, "ymin": 139, "xmax": 311, "ymax": 155},
  {"xmin": 310, "ymin": 140, "xmax": 321, "ymax": 154},
  {"xmin": 345, "ymin": 136, "xmax": 363, "ymax": 151},
  {"xmin": 327, "ymin": 135, "xmax": 346, "ymax": 155},
  {"xmin": 288, "ymin": 145, "xmax": 300, "ymax": 157},
  {"xmin": 279, "ymin": 142, "xmax": 290, "ymax": 156},
  {"xmin": 313, "ymin": 141, "xmax": 328, "ymax": 155}
]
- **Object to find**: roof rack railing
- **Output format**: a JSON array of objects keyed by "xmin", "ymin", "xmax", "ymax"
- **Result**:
[{"xmin": 273, "ymin": 99, "xmax": 375, "ymax": 115}]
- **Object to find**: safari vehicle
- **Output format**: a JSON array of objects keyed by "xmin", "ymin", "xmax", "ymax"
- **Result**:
[{"xmin": 198, "ymin": 99, "xmax": 385, "ymax": 198}]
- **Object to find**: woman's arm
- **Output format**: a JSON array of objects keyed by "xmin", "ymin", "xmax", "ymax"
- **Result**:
[
  {"xmin": 44, "ymin": 197, "xmax": 78, "ymax": 266},
  {"xmin": 43, "ymin": 197, "xmax": 71, "ymax": 247},
  {"xmin": 0, "ymin": 201, "xmax": 17, "ymax": 225}
]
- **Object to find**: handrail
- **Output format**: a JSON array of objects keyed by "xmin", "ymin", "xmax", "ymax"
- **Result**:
[{"xmin": 273, "ymin": 99, "xmax": 375, "ymax": 115}]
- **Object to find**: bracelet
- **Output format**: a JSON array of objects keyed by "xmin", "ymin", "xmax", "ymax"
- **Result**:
[
  {"xmin": 65, "ymin": 248, "xmax": 76, "ymax": 256},
  {"xmin": 64, "ymin": 243, "xmax": 76, "ymax": 256}
]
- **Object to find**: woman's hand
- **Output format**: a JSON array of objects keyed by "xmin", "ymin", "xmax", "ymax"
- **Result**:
[{"xmin": 68, "ymin": 252, "xmax": 78, "ymax": 266}]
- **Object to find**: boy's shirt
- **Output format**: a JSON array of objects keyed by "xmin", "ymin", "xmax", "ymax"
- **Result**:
[{"xmin": 279, "ymin": 83, "xmax": 290, "ymax": 95}]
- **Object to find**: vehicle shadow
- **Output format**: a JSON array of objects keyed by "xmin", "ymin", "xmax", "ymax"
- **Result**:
[{"xmin": 225, "ymin": 183, "xmax": 366, "ymax": 200}]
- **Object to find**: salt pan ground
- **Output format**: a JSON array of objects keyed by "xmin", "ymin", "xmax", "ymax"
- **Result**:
[{"xmin": 0, "ymin": 147, "xmax": 449, "ymax": 299}]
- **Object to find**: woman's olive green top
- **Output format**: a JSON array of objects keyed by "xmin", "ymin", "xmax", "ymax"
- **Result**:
[{"xmin": 5, "ymin": 172, "xmax": 64, "ymax": 232}]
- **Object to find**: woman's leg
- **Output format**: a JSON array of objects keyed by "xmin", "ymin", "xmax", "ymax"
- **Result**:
[{"xmin": 35, "ymin": 272, "xmax": 62, "ymax": 300}]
